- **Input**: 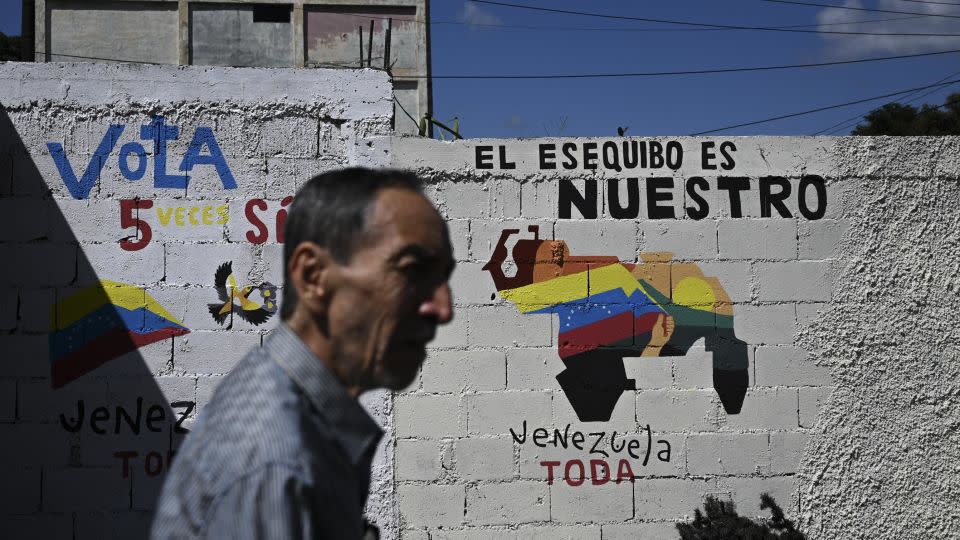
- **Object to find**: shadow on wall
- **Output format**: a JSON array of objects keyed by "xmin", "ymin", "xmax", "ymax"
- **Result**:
[{"xmin": 1, "ymin": 108, "xmax": 191, "ymax": 538}]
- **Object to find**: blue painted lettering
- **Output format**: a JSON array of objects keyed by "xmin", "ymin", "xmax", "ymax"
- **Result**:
[
  {"xmin": 140, "ymin": 117, "xmax": 186, "ymax": 189},
  {"xmin": 48, "ymin": 117, "xmax": 237, "ymax": 199},
  {"xmin": 178, "ymin": 127, "xmax": 237, "ymax": 189},
  {"xmin": 47, "ymin": 125, "xmax": 125, "ymax": 200},
  {"xmin": 118, "ymin": 142, "xmax": 147, "ymax": 181}
]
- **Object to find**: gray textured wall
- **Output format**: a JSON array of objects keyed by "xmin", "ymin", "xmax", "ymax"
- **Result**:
[
  {"xmin": 190, "ymin": 4, "xmax": 293, "ymax": 68},
  {"xmin": 46, "ymin": 1, "xmax": 179, "ymax": 64}
]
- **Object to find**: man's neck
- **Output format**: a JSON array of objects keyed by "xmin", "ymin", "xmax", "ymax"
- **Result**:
[{"xmin": 283, "ymin": 315, "xmax": 365, "ymax": 399}]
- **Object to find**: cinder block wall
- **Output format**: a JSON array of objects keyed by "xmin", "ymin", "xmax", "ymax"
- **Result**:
[
  {"xmin": 3, "ymin": 60, "xmax": 959, "ymax": 540},
  {"xmin": 0, "ymin": 62, "xmax": 394, "ymax": 538},
  {"xmin": 390, "ymin": 137, "xmax": 960, "ymax": 539}
]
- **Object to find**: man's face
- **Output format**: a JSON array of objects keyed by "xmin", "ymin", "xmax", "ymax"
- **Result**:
[{"xmin": 324, "ymin": 187, "xmax": 454, "ymax": 391}]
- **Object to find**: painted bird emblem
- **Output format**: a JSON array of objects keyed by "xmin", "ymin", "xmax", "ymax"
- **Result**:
[{"xmin": 208, "ymin": 262, "xmax": 278, "ymax": 329}]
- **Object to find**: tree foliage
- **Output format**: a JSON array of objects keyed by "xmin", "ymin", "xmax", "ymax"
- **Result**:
[
  {"xmin": 676, "ymin": 493, "xmax": 806, "ymax": 540},
  {"xmin": 0, "ymin": 33, "xmax": 21, "ymax": 62},
  {"xmin": 852, "ymin": 93, "xmax": 960, "ymax": 135}
]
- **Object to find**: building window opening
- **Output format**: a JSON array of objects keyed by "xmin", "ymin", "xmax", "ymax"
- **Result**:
[{"xmin": 252, "ymin": 4, "xmax": 291, "ymax": 23}]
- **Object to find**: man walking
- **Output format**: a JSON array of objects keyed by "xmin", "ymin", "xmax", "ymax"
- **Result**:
[{"xmin": 152, "ymin": 168, "xmax": 455, "ymax": 539}]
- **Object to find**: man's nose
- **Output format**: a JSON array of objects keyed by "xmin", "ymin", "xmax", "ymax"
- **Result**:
[{"xmin": 420, "ymin": 281, "xmax": 453, "ymax": 324}]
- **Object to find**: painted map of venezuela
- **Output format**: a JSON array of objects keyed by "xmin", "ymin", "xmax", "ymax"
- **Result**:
[{"xmin": 483, "ymin": 226, "xmax": 748, "ymax": 421}]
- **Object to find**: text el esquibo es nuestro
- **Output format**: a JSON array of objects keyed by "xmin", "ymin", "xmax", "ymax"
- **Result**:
[{"xmin": 474, "ymin": 140, "xmax": 828, "ymax": 221}]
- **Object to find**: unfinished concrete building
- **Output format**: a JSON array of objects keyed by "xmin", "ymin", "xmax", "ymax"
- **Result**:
[{"xmin": 26, "ymin": 0, "xmax": 430, "ymax": 134}]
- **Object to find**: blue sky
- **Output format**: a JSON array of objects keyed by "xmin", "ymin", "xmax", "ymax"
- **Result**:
[{"xmin": 4, "ymin": 0, "xmax": 959, "ymax": 137}]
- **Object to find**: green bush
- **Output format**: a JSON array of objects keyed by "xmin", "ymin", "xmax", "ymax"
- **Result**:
[{"xmin": 676, "ymin": 493, "xmax": 805, "ymax": 539}]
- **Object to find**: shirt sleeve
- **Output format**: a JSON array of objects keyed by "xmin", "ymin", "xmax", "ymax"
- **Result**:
[{"xmin": 203, "ymin": 464, "xmax": 317, "ymax": 540}]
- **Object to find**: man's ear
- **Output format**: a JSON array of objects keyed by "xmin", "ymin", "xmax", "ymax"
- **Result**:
[{"xmin": 287, "ymin": 242, "xmax": 335, "ymax": 315}]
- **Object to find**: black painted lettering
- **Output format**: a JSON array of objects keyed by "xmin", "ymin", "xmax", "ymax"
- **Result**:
[
  {"xmin": 558, "ymin": 178, "xmax": 598, "ymax": 219},
  {"xmin": 59, "ymin": 400, "xmax": 84, "ymax": 433},
  {"xmin": 701, "ymin": 141, "xmax": 717, "ymax": 170},
  {"xmin": 666, "ymin": 141, "xmax": 683, "ymax": 170},
  {"xmin": 649, "ymin": 141, "xmax": 664, "ymax": 168},
  {"xmin": 759, "ymin": 176, "xmax": 793, "ymax": 218},
  {"xmin": 685, "ymin": 176, "xmax": 710, "ymax": 220},
  {"xmin": 561, "ymin": 142, "xmax": 578, "ymax": 169},
  {"xmin": 498, "ymin": 145, "xmax": 516, "ymax": 169},
  {"xmin": 475, "ymin": 145, "xmax": 494, "ymax": 169},
  {"xmin": 602, "ymin": 141, "xmax": 622, "ymax": 171},
  {"xmin": 717, "ymin": 176, "xmax": 751, "ymax": 218},
  {"xmin": 90, "ymin": 406, "xmax": 109, "ymax": 435},
  {"xmin": 642, "ymin": 424, "xmax": 652, "ymax": 466},
  {"xmin": 533, "ymin": 427, "xmax": 549, "ymax": 447},
  {"xmin": 657, "ymin": 440, "xmax": 672, "ymax": 462},
  {"xmin": 627, "ymin": 438, "xmax": 641, "ymax": 460},
  {"xmin": 622, "ymin": 140, "xmax": 639, "ymax": 169},
  {"xmin": 146, "ymin": 404, "xmax": 166, "ymax": 433},
  {"xmin": 589, "ymin": 432, "xmax": 609, "ymax": 458},
  {"xmin": 610, "ymin": 432, "xmax": 625, "ymax": 454},
  {"xmin": 115, "ymin": 398, "xmax": 143, "ymax": 435},
  {"xmin": 798, "ymin": 175, "xmax": 827, "ymax": 220},
  {"xmin": 582, "ymin": 142, "xmax": 598, "ymax": 169},
  {"xmin": 553, "ymin": 424, "xmax": 571, "ymax": 449},
  {"xmin": 571, "ymin": 431, "xmax": 585, "ymax": 450},
  {"xmin": 539, "ymin": 143, "xmax": 556, "ymax": 169},
  {"xmin": 608, "ymin": 178, "xmax": 640, "ymax": 219},
  {"xmin": 509, "ymin": 420, "xmax": 528, "ymax": 444},
  {"xmin": 171, "ymin": 400, "xmax": 195, "ymax": 434},
  {"xmin": 719, "ymin": 141, "xmax": 737, "ymax": 170},
  {"xmin": 646, "ymin": 177, "xmax": 676, "ymax": 219}
]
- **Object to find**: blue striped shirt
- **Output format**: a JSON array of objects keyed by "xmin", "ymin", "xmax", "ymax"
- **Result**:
[{"xmin": 151, "ymin": 323, "xmax": 384, "ymax": 539}]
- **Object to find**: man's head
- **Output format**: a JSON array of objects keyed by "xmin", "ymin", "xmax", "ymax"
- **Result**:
[{"xmin": 282, "ymin": 168, "xmax": 454, "ymax": 395}]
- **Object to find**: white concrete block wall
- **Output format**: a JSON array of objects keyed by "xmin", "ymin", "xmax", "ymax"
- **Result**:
[
  {"xmin": 389, "ymin": 136, "xmax": 960, "ymax": 539},
  {"xmin": 0, "ymin": 62, "xmax": 392, "ymax": 538},
  {"xmin": 5, "ymin": 61, "xmax": 958, "ymax": 539}
]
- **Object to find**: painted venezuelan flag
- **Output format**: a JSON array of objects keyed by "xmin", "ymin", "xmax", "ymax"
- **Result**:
[
  {"xmin": 49, "ymin": 280, "xmax": 189, "ymax": 388},
  {"xmin": 500, "ymin": 263, "xmax": 667, "ymax": 358}
]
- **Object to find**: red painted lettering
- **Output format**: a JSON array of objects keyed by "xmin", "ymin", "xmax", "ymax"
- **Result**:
[
  {"xmin": 276, "ymin": 195, "xmax": 293, "ymax": 244},
  {"xmin": 590, "ymin": 459, "xmax": 610, "ymax": 485},
  {"xmin": 541, "ymin": 460, "xmax": 561, "ymax": 485},
  {"xmin": 616, "ymin": 459, "xmax": 636, "ymax": 483},
  {"xmin": 245, "ymin": 198, "xmax": 268, "ymax": 244},
  {"xmin": 565, "ymin": 459, "xmax": 585, "ymax": 487},
  {"xmin": 114, "ymin": 450, "xmax": 138, "ymax": 479},
  {"xmin": 145, "ymin": 451, "xmax": 164, "ymax": 477}
]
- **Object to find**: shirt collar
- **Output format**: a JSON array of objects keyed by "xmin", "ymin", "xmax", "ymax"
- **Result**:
[{"xmin": 263, "ymin": 322, "xmax": 384, "ymax": 467}]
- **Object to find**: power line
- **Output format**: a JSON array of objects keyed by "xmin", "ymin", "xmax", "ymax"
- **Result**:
[
  {"xmin": 757, "ymin": 0, "xmax": 960, "ymax": 19},
  {"xmin": 691, "ymin": 78, "xmax": 960, "ymax": 135},
  {"xmin": 468, "ymin": 0, "xmax": 960, "ymax": 36},
  {"xmin": 392, "ymin": 94, "xmax": 420, "ymax": 127},
  {"xmin": 32, "ymin": 47, "xmax": 960, "ymax": 80},
  {"xmin": 408, "ymin": 47, "xmax": 960, "ymax": 79},
  {"xmin": 327, "ymin": 9, "xmax": 930, "ymax": 32},
  {"xmin": 433, "ymin": 15, "xmax": 930, "ymax": 32},
  {"xmin": 264, "ymin": 7, "xmax": 933, "ymax": 33},
  {"xmin": 895, "ymin": 0, "xmax": 960, "ymax": 6},
  {"xmin": 37, "ymin": 50, "xmax": 165, "ymax": 65}
]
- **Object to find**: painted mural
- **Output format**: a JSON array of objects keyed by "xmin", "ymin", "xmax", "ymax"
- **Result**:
[
  {"xmin": 208, "ymin": 261, "xmax": 278, "ymax": 329},
  {"xmin": 49, "ymin": 280, "xmax": 190, "ymax": 388},
  {"xmin": 484, "ymin": 226, "xmax": 748, "ymax": 421}
]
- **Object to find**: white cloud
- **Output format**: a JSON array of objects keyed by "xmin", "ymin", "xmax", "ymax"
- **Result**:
[
  {"xmin": 459, "ymin": 2, "xmax": 503, "ymax": 28},
  {"xmin": 817, "ymin": 0, "xmax": 960, "ymax": 56}
]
